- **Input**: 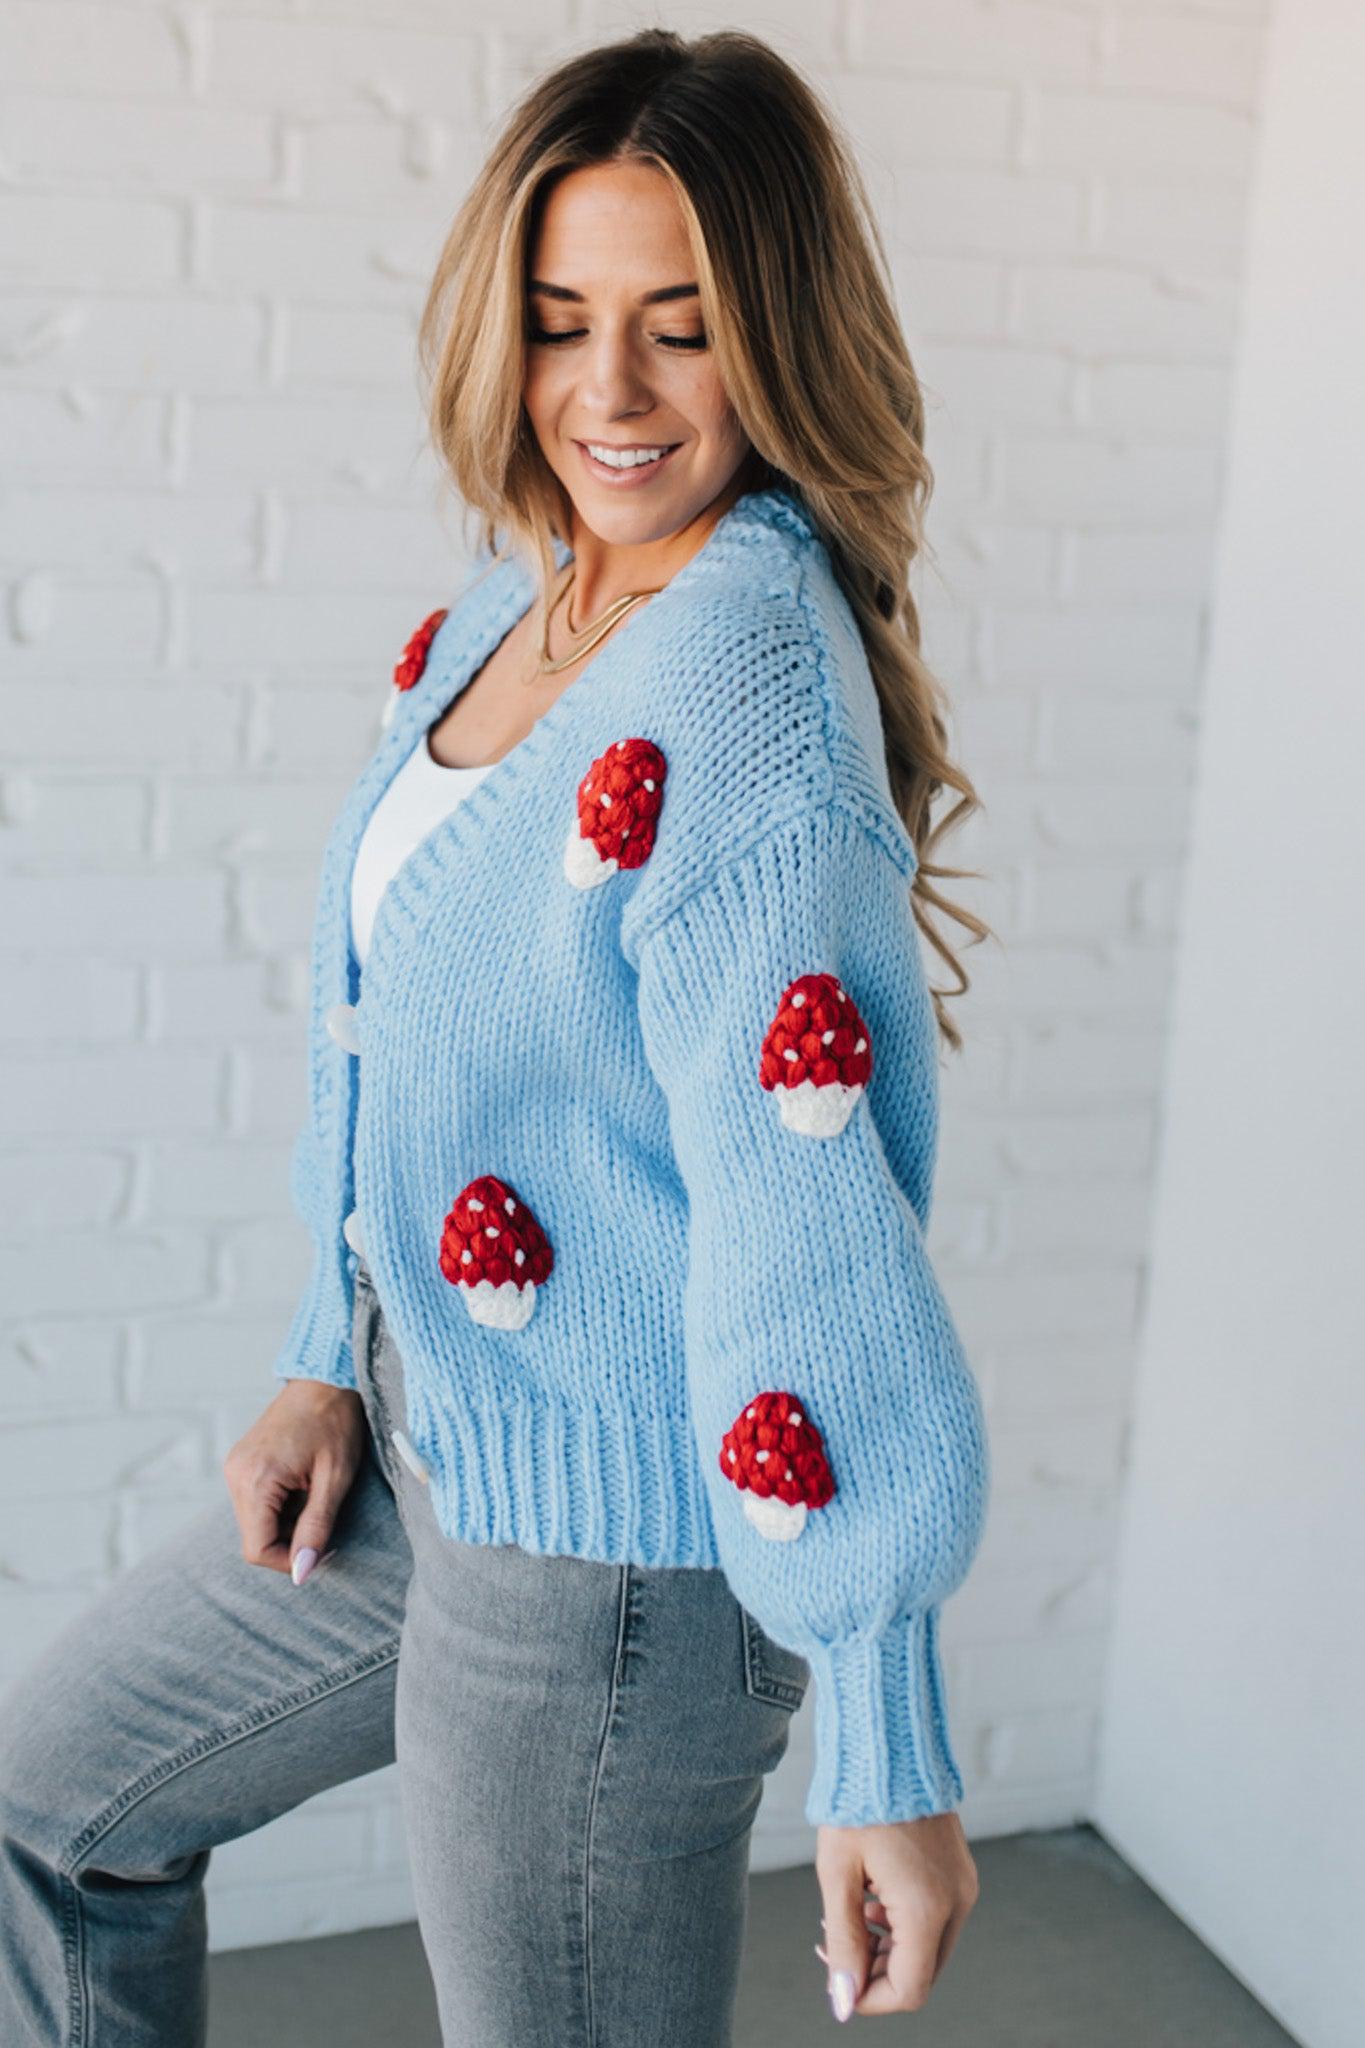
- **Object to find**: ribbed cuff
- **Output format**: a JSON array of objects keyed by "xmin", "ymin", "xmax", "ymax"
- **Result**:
[
  {"xmin": 802, "ymin": 1607, "xmax": 964, "ymax": 1828},
  {"xmin": 271, "ymin": 1243, "xmax": 358, "ymax": 1392}
]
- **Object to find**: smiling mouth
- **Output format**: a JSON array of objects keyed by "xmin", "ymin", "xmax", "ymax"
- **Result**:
[{"xmin": 575, "ymin": 440, "xmax": 683, "ymax": 482}]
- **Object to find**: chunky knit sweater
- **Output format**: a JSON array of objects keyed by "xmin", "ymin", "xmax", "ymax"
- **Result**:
[{"xmin": 274, "ymin": 483, "xmax": 991, "ymax": 1829}]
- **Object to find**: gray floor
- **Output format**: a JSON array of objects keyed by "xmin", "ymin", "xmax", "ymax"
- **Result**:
[{"xmin": 207, "ymin": 1824, "xmax": 1299, "ymax": 2046}]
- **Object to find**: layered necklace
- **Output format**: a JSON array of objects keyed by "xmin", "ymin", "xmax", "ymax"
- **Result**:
[{"xmin": 535, "ymin": 563, "xmax": 665, "ymax": 676}]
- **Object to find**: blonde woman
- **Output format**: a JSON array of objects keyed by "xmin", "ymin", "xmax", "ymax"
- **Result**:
[{"xmin": 0, "ymin": 27, "xmax": 992, "ymax": 2043}]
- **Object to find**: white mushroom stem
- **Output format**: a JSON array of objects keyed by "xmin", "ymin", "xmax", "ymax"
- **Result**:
[
  {"xmin": 742, "ymin": 1493, "xmax": 807, "ymax": 1541},
  {"xmin": 461, "ymin": 1277, "xmax": 536, "ymax": 1331},
  {"xmin": 562, "ymin": 827, "xmax": 618, "ymax": 890},
  {"xmin": 777, "ymin": 1079, "xmax": 863, "ymax": 1138}
]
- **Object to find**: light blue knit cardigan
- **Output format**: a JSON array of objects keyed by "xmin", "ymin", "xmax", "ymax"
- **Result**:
[{"xmin": 276, "ymin": 483, "xmax": 990, "ymax": 1829}]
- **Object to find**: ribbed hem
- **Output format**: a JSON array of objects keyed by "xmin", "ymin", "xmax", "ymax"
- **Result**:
[
  {"xmin": 402, "ymin": 1368, "xmax": 722, "ymax": 1571},
  {"xmin": 271, "ymin": 1244, "xmax": 358, "ymax": 1392},
  {"xmin": 803, "ymin": 1608, "xmax": 964, "ymax": 1827}
]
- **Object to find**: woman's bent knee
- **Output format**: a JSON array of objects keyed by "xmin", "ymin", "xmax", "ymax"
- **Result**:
[{"xmin": 0, "ymin": 1485, "xmax": 404, "ymax": 1879}]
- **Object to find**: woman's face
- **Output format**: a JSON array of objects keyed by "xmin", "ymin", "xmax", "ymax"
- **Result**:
[{"xmin": 521, "ymin": 160, "xmax": 753, "ymax": 547}]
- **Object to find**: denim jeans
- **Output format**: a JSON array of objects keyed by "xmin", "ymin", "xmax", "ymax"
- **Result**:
[{"xmin": 0, "ymin": 1261, "xmax": 810, "ymax": 2046}]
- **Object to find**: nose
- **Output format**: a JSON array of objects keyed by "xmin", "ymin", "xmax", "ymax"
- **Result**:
[{"xmin": 576, "ymin": 324, "xmax": 659, "ymax": 417}]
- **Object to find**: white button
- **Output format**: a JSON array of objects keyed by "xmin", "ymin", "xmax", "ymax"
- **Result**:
[
  {"xmin": 326, "ymin": 1003, "xmax": 361, "ymax": 1054},
  {"xmin": 342, "ymin": 1209, "xmax": 365, "ymax": 1258},
  {"xmin": 390, "ymin": 1430, "xmax": 430, "ymax": 1484}
]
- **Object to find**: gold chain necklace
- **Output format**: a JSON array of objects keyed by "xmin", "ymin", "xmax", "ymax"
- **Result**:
[{"xmin": 536, "ymin": 564, "xmax": 664, "ymax": 676}]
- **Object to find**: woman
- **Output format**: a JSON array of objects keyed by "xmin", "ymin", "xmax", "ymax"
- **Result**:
[{"xmin": 0, "ymin": 27, "xmax": 992, "ymax": 2044}]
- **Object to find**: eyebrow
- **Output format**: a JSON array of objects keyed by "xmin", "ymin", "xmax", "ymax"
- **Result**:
[{"xmin": 526, "ymin": 279, "xmax": 699, "ymax": 307}]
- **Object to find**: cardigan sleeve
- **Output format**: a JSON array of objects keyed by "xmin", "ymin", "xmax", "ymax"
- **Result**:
[
  {"xmin": 270, "ymin": 1124, "xmax": 360, "ymax": 1392},
  {"xmin": 631, "ymin": 799, "xmax": 990, "ymax": 1828}
]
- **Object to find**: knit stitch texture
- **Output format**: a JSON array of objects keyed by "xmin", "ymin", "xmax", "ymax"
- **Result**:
[{"xmin": 275, "ymin": 484, "xmax": 991, "ymax": 1828}]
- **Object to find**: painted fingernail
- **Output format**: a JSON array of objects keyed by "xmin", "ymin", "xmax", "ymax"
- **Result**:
[
  {"xmin": 813, "ymin": 1941, "xmax": 829, "ymax": 1965},
  {"xmin": 291, "ymin": 1547, "xmax": 319, "ymax": 1585},
  {"xmin": 828, "ymin": 1969, "xmax": 856, "ymax": 2023}
]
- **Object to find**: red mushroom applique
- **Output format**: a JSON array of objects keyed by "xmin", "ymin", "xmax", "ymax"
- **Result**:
[
  {"xmin": 381, "ymin": 607, "xmax": 449, "ymax": 729},
  {"xmin": 563, "ymin": 736, "xmax": 667, "ymax": 889},
  {"xmin": 718, "ymin": 1390, "xmax": 836, "ymax": 1541},
  {"xmin": 758, "ymin": 972, "xmax": 872, "ymax": 1138},
  {"xmin": 438, "ymin": 1174, "xmax": 553, "ymax": 1330}
]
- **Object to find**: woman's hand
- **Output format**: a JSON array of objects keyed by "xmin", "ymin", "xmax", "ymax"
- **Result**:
[
  {"xmin": 813, "ymin": 1811, "xmax": 979, "ymax": 2020},
  {"xmin": 223, "ymin": 1381, "xmax": 368, "ymax": 1584}
]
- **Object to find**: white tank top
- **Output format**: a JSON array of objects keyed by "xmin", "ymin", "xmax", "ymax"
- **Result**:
[{"xmin": 350, "ymin": 723, "xmax": 495, "ymax": 968}]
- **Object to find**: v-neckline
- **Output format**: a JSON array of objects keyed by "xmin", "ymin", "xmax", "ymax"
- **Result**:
[
  {"xmin": 386, "ymin": 543, "xmax": 634, "ymax": 832},
  {"xmin": 361, "ymin": 549, "xmax": 630, "ymax": 941},
  {"xmin": 337, "ymin": 485, "xmax": 801, "ymax": 989},
  {"xmin": 340, "ymin": 567, "xmax": 618, "ymax": 982}
]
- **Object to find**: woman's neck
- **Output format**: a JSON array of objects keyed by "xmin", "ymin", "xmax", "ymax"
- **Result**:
[{"xmin": 565, "ymin": 467, "xmax": 756, "ymax": 622}]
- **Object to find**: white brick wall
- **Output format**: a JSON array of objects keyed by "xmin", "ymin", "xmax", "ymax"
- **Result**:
[{"xmin": 0, "ymin": 0, "xmax": 1272, "ymax": 1951}]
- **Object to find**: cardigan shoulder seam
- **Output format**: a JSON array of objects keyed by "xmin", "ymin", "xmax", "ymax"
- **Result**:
[
  {"xmin": 618, "ymin": 545, "xmax": 918, "ymax": 951},
  {"xmin": 773, "ymin": 552, "xmax": 925, "ymax": 888},
  {"xmin": 626, "ymin": 792, "xmax": 916, "ymax": 956}
]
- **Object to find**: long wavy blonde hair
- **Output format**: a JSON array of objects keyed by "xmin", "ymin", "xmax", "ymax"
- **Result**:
[{"xmin": 416, "ymin": 26, "xmax": 991, "ymax": 1051}]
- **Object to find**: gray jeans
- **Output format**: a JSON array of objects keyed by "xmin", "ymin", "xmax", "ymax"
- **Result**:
[{"xmin": 0, "ymin": 1262, "xmax": 809, "ymax": 2047}]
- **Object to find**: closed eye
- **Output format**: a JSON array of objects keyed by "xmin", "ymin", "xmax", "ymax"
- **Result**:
[{"xmin": 526, "ymin": 326, "xmax": 707, "ymax": 351}]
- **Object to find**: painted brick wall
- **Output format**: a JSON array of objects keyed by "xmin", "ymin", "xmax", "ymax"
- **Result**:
[{"xmin": 0, "ymin": 0, "xmax": 1270, "ymax": 1949}]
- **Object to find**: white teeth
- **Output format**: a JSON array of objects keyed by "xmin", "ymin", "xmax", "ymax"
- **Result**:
[{"xmin": 585, "ymin": 443, "xmax": 671, "ymax": 468}]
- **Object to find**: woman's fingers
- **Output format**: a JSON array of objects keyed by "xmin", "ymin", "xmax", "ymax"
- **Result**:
[
  {"xmin": 930, "ymin": 1902, "xmax": 969, "ymax": 1984},
  {"xmin": 229, "ymin": 1472, "xmax": 295, "ymax": 1572},
  {"xmin": 813, "ymin": 1815, "xmax": 979, "ymax": 2019},
  {"xmin": 223, "ymin": 1382, "xmax": 366, "ymax": 1574}
]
